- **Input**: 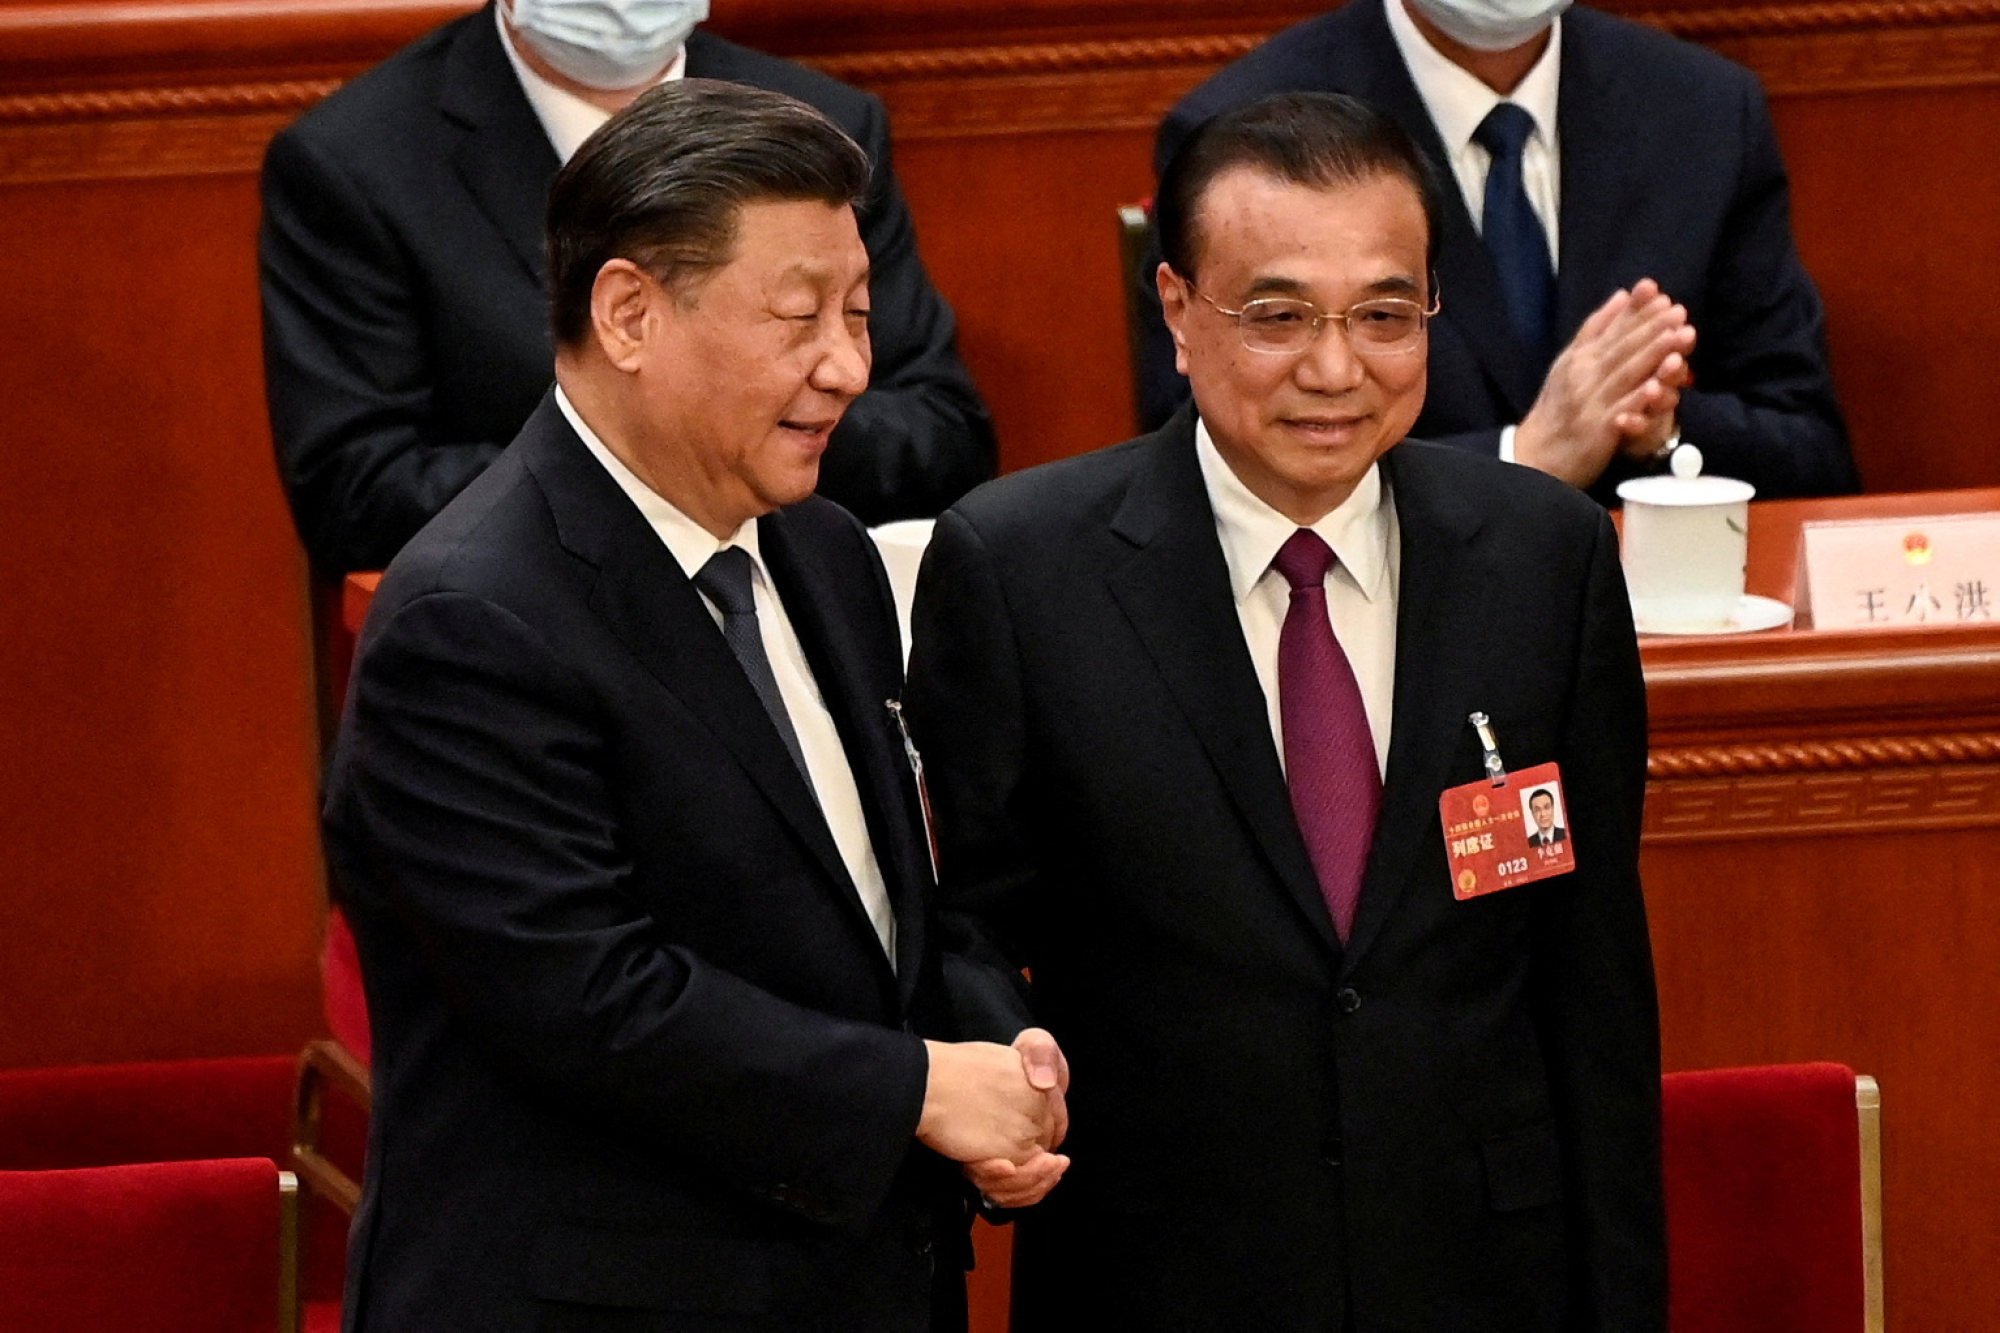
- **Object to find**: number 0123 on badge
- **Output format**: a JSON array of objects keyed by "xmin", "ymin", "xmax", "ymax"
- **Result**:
[{"xmin": 1437, "ymin": 762, "xmax": 1574, "ymax": 900}]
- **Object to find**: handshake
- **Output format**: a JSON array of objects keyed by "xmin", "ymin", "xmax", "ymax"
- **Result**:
[{"xmin": 917, "ymin": 1028, "xmax": 1071, "ymax": 1209}]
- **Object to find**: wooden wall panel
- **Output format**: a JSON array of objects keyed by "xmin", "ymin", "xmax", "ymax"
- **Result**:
[
  {"xmin": 1776, "ymin": 86, "xmax": 2000, "ymax": 494},
  {"xmin": 894, "ymin": 130, "xmax": 1155, "ymax": 472},
  {"xmin": 0, "ymin": 169, "xmax": 324, "ymax": 1067}
]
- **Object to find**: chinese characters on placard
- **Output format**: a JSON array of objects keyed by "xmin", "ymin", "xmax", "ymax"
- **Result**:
[{"xmin": 1854, "ymin": 579, "xmax": 1993, "ymax": 624}]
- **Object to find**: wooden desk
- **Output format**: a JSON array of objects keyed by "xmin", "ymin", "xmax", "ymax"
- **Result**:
[{"xmin": 1640, "ymin": 489, "xmax": 2000, "ymax": 1331}]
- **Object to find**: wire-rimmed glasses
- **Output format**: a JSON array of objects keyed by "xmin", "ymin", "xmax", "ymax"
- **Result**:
[{"xmin": 1192, "ymin": 286, "xmax": 1441, "ymax": 357}]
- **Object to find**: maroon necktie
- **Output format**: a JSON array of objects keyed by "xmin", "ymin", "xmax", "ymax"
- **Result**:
[{"xmin": 1275, "ymin": 529, "xmax": 1382, "ymax": 943}]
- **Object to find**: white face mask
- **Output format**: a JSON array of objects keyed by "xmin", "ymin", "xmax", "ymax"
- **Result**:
[
  {"xmin": 507, "ymin": 0, "xmax": 709, "ymax": 91},
  {"xmin": 1404, "ymin": 0, "xmax": 1570, "ymax": 53}
]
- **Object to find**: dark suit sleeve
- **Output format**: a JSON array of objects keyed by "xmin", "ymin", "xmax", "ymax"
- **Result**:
[
  {"xmin": 260, "ymin": 128, "xmax": 504, "ymax": 573},
  {"xmin": 820, "ymin": 97, "xmax": 997, "ymax": 525},
  {"xmin": 904, "ymin": 509, "xmax": 1039, "ymax": 1044},
  {"xmin": 1421, "ymin": 424, "xmax": 1507, "ymax": 459},
  {"xmin": 1529, "ymin": 512, "xmax": 1667, "ymax": 1328},
  {"xmin": 1674, "ymin": 77, "xmax": 1855, "ymax": 499},
  {"xmin": 336, "ymin": 588, "xmax": 929, "ymax": 1230}
]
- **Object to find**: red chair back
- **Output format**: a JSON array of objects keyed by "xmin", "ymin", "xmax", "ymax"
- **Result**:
[
  {"xmin": 0, "ymin": 1055, "xmax": 350, "ymax": 1315},
  {"xmin": 322, "ymin": 906, "xmax": 372, "ymax": 1063},
  {"xmin": 0, "ymin": 1157, "xmax": 294, "ymax": 1332},
  {"xmin": 0, "ymin": 1055, "xmax": 296, "ymax": 1170},
  {"xmin": 1663, "ymin": 1062, "xmax": 1879, "ymax": 1333}
]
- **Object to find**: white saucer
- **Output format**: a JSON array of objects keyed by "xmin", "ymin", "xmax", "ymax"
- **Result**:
[{"xmin": 1635, "ymin": 594, "xmax": 1794, "ymax": 637}]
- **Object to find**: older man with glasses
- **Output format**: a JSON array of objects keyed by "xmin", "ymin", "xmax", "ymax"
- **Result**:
[{"xmin": 907, "ymin": 90, "xmax": 1663, "ymax": 1332}]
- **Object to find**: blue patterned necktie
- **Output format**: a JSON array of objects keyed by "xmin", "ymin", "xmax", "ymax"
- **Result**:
[
  {"xmin": 693, "ymin": 547, "xmax": 812, "ymax": 784},
  {"xmin": 1472, "ymin": 102, "xmax": 1557, "ymax": 362}
]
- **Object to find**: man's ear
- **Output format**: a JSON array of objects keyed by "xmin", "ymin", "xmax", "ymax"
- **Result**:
[
  {"xmin": 589, "ymin": 259, "xmax": 654, "ymax": 373},
  {"xmin": 1156, "ymin": 261, "xmax": 1194, "ymax": 378}
]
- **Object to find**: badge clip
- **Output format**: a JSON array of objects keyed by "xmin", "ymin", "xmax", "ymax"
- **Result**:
[
  {"xmin": 1469, "ymin": 711, "xmax": 1507, "ymax": 787},
  {"xmin": 885, "ymin": 699, "xmax": 940, "ymax": 881}
]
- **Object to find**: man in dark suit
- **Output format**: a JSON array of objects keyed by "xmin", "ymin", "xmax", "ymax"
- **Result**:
[
  {"xmin": 1136, "ymin": 0, "xmax": 1856, "ymax": 503},
  {"xmin": 324, "ymin": 82, "xmax": 1064, "ymax": 1330},
  {"xmin": 1527, "ymin": 787, "xmax": 1569, "ymax": 847},
  {"xmin": 262, "ymin": 0, "xmax": 994, "ymax": 573},
  {"xmin": 908, "ymin": 93, "xmax": 1663, "ymax": 1330}
]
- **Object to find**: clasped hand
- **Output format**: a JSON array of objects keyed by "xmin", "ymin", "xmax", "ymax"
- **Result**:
[
  {"xmin": 1514, "ymin": 277, "xmax": 1698, "ymax": 487},
  {"xmin": 917, "ymin": 1028, "xmax": 1070, "ymax": 1208}
]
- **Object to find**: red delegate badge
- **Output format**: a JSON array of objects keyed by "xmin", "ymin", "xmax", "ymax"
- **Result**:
[{"xmin": 1437, "ymin": 761, "xmax": 1574, "ymax": 900}]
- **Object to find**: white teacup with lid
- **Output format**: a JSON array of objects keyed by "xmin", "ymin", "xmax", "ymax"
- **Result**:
[{"xmin": 1616, "ymin": 445, "xmax": 1756, "ymax": 633}]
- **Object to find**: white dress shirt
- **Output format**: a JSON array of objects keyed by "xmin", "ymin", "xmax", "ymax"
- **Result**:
[
  {"xmin": 557, "ymin": 388, "xmax": 898, "ymax": 964},
  {"xmin": 1384, "ymin": 0, "xmax": 1563, "ymax": 466},
  {"xmin": 496, "ymin": 6, "xmax": 687, "ymax": 164},
  {"xmin": 1383, "ymin": 0, "xmax": 1562, "ymax": 267},
  {"xmin": 1195, "ymin": 422, "xmax": 1400, "ymax": 778}
]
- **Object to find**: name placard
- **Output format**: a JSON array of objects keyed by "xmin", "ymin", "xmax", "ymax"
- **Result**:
[{"xmin": 1799, "ymin": 512, "xmax": 2000, "ymax": 629}]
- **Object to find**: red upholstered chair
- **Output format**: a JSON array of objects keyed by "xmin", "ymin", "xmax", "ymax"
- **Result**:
[
  {"xmin": 0, "ymin": 1055, "xmax": 351, "ymax": 1333},
  {"xmin": 1117, "ymin": 199, "xmax": 1155, "ymax": 431},
  {"xmin": 292, "ymin": 902, "xmax": 373, "ymax": 1217},
  {"xmin": 0, "ymin": 1157, "xmax": 298, "ymax": 1332},
  {"xmin": 0, "ymin": 1055, "xmax": 296, "ymax": 1171},
  {"xmin": 1662, "ymin": 1063, "xmax": 1884, "ymax": 1333},
  {"xmin": 291, "ymin": 573, "xmax": 382, "ymax": 1225}
]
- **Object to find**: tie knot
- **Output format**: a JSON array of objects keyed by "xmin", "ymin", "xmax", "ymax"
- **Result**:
[
  {"xmin": 1274, "ymin": 529, "xmax": 1336, "ymax": 591},
  {"xmin": 693, "ymin": 546, "xmax": 757, "ymax": 616},
  {"xmin": 1473, "ymin": 102, "xmax": 1537, "ymax": 160}
]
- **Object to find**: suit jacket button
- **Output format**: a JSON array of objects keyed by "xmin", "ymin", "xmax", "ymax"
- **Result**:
[{"xmin": 1336, "ymin": 987, "xmax": 1362, "ymax": 1015}]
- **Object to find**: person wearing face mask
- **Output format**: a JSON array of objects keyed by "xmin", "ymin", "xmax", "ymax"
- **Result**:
[
  {"xmin": 260, "ymin": 0, "xmax": 996, "ymax": 575},
  {"xmin": 1132, "ymin": 0, "xmax": 1858, "ymax": 506}
]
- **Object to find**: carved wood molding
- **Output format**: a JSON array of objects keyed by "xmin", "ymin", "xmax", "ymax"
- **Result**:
[
  {"xmin": 1644, "ymin": 766, "xmax": 2000, "ymax": 839},
  {"xmin": 1636, "ymin": 0, "xmax": 2000, "ymax": 40},
  {"xmin": 3, "ymin": 0, "xmax": 1997, "ymax": 179},
  {"xmin": 1649, "ymin": 731, "xmax": 2000, "ymax": 777},
  {"xmin": 1644, "ymin": 731, "xmax": 2000, "ymax": 839},
  {"xmin": 814, "ymin": 34, "xmax": 1260, "ymax": 84},
  {"xmin": 0, "ymin": 108, "xmax": 307, "ymax": 183},
  {"xmin": 0, "ymin": 78, "xmax": 336, "ymax": 125}
]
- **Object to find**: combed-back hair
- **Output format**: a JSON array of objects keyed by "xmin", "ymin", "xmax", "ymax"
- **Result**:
[
  {"xmin": 546, "ymin": 79, "xmax": 871, "ymax": 346},
  {"xmin": 1155, "ymin": 91, "xmax": 1446, "ymax": 283}
]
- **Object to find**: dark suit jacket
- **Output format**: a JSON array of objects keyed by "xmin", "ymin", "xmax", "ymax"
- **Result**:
[
  {"xmin": 905, "ymin": 412, "xmax": 1665, "ymax": 1331},
  {"xmin": 262, "ymin": 5, "xmax": 995, "ymax": 572},
  {"xmin": 1138, "ymin": 0, "xmax": 1856, "ymax": 503},
  {"xmin": 323, "ymin": 395, "xmax": 966, "ymax": 1331},
  {"xmin": 1529, "ymin": 826, "xmax": 1570, "ymax": 847}
]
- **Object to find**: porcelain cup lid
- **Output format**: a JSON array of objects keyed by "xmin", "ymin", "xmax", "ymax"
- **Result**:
[{"xmin": 1616, "ymin": 442, "xmax": 1755, "ymax": 507}]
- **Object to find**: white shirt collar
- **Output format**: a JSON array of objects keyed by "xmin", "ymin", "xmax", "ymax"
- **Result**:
[
  {"xmin": 555, "ymin": 385, "xmax": 763, "ymax": 583},
  {"xmin": 496, "ymin": 5, "xmax": 688, "ymax": 165},
  {"xmin": 1193, "ymin": 418, "xmax": 1393, "ymax": 606},
  {"xmin": 1383, "ymin": 0, "xmax": 1562, "ymax": 159}
]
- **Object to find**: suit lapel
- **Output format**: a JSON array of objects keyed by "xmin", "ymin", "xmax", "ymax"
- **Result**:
[
  {"xmin": 519, "ymin": 400, "xmax": 871, "ymax": 948},
  {"xmin": 1553, "ymin": 14, "xmax": 1630, "ymax": 338},
  {"xmin": 1106, "ymin": 417, "xmax": 1342, "ymax": 962},
  {"xmin": 760, "ymin": 512, "xmax": 930, "ymax": 1005},
  {"xmin": 1340, "ymin": 443, "xmax": 1490, "ymax": 972},
  {"xmin": 439, "ymin": 5, "xmax": 557, "ymax": 285}
]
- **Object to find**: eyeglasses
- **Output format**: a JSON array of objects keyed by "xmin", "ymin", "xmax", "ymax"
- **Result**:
[{"xmin": 1191, "ymin": 285, "xmax": 1441, "ymax": 357}]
